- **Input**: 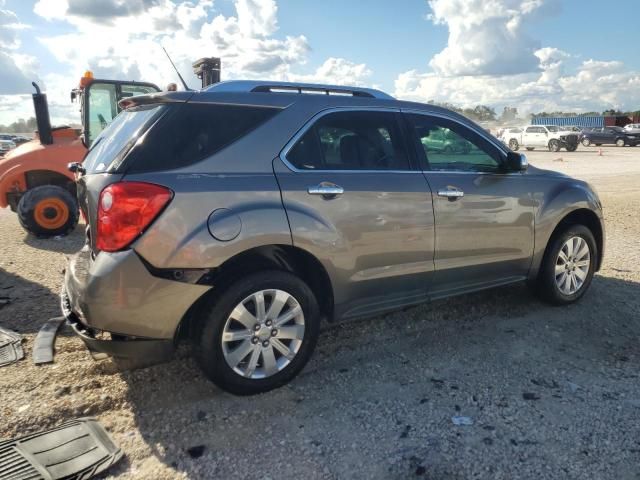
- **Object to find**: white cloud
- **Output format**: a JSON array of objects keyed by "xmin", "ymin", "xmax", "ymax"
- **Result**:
[
  {"xmin": 24, "ymin": 0, "xmax": 373, "ymax": 124},
  {"xmin": 0, "ymin": 3, "xmax": 40, "ymax": 96},
  {"xmin": 395, "ymin": 0, "xmax": 640, "ymax": 115},
  {"xmin": 427, "ymin": 0, "xmax": 550, "ymax": 76}
]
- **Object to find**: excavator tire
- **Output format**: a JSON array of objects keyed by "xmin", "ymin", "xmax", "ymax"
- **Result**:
[{"xmin": 17, "ymin": 185, "xmax": 79, "ymax": 237}]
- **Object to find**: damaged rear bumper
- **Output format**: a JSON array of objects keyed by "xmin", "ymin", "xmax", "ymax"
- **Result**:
[
  {"xmin": 61, "ymin": 287, "xmax": 175, "ymax": 362},
  {"xmin": 60, "ymin": 246, "xmax": 209, "ymax": 363}
]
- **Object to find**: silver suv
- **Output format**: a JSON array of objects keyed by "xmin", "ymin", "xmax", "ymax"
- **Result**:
[{"xmin": 62, "ymin": 81, "xmax": 604, "ymax": 395}]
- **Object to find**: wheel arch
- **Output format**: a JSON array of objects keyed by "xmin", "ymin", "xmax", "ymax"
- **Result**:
[
  {"xmin": 25, "ymin": 169, "xmax": 76, "ymax": 195},
  {"xmin": 176, "ymin": 244, "xmax": 335, "ymax": 341},
  {"xmin": 535, "ymin": 208, "xmax": 604, "ymax": 280}
]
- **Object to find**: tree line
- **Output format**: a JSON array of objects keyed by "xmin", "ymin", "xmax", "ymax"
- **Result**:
[
  {"xmin": 0, "ymin": 117, "xmax": 37, "ymax": 134},
  {"xmin": 427, "ymin": 101, "xmax": 640, "ymax": 123}
]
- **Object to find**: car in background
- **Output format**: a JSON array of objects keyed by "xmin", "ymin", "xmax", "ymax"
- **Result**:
[
  {"xmin": 11, "ymin": 135, "xmax": 31, "ymax": 146},
  {"xmin": 0, "ymin": 138, "xmax": 16, "ymax": 156},
  {"xmin": 421, "ymin": 126, "xmax": 471, "ymax": 154},
  {"xmin": 581, "ymin": 126, "xmax": 639, "ymax": 147},
  {"xmin": 623, "ymin": 123, "xmax": 640, "ymax": 135},
  {"xmin": 502, "ymin": 125, "xmax": 579, "ymax": 152}
]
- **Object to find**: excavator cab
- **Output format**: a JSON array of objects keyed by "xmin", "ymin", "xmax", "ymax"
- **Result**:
[{"xmin": 71, "ymin": 72, "xmax": 160, "ymax": 146}]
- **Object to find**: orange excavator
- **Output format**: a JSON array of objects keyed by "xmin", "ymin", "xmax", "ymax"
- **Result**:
[
  {"xmin": 0, "ymin": 56, "xmax": 221, "ymax": 238},
  {"xmin": 0, "ymin": 73, "xmax": 160, "ymax": 237}
]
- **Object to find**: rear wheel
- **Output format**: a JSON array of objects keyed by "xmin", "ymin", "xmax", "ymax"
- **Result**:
[
  {"xmin": 196, "ymin": 271, "xmax": 320, "ymax": 395},
  {"xmin": 581, "ymin": 138, "xmax": 591, "ymax": 147},
  {"xmin": 508, "ymin": 139, "xmax": 519, "ymax": 151},
  {"xmin": 17, "ymin": 185, "xmax": 78, "ymax": 237},
  {"xmin": 534, "ymin": 225, "xmax": 597, "ymax": 305},
  {"xmin": 615, "ymin": 138, "xmax": 625, "ymax": 147},
  {"xmin": 566, "ymin": 144, "xmax": 577, "ymax": 152},
  {"xmin": 525, "ymin": 147, "xmax": 535, "ymax": 151},
  {"xmin": 548, "ymin": 139, "xmax": 560, "ymax": 152}
]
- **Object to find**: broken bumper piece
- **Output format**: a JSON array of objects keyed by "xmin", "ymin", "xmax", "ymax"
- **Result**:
[
  {"xmin": 0, "ymin": 417, "xmax": 122, "ymax": 479},
  {"xmin": 61, "ymin": 288, "xmax": 174, "ymax": 363}
]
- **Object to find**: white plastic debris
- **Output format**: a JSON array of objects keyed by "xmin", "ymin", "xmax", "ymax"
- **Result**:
[{"xmin": 451, "ymin": 416, "xmax": 473, "ymax": 426}]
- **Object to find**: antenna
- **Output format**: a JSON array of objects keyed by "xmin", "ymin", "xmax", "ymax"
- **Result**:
[{"xmin": 162, "ymin": 46, "xmax": 192, "ymax": 91}]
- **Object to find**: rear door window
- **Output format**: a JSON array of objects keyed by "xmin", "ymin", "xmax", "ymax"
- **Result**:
[
  {"xmin": 123, "ymin": 103, "xmax": 280, "ymax": 173},
  {"xmin": 286, "ymin": 110, "xmax": 410, "ymax": 171}
]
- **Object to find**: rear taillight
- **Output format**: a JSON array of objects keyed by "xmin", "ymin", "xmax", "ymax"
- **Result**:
[{"xmin": 96, "ymin": 182, "xmax": 173, "ymax": 252}]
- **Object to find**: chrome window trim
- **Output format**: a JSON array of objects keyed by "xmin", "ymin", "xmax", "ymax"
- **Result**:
[{"xmin": 279, "ymin": 107, "xmax": 419, "ymax": 174}]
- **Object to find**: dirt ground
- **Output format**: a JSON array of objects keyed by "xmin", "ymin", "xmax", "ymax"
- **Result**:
[{"xmin": 1, "ymin": 145, "xmax": 639, "ymax": 479}]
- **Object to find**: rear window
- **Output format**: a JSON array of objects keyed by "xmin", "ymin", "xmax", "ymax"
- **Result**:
[
  {"xmin": 83, "ymin": 104, "xmax": 166, "ymax": 174},
  {"xmin": 122, "ymin": 103, "xmax": 280, "ymax": 173}
]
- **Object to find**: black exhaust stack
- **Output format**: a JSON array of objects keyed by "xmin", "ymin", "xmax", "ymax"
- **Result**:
[
  {"xmin": 192, "ymin": 57, "xmax": 221, "ymax": 88},
  {"xmin": 32, "ymin": 82, "xmax": 53, "ymax": 145}
]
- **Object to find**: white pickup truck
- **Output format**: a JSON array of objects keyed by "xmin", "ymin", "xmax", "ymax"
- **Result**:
[{"xmin": 501, "ymin": 125, "xmax": 579, "ymax": 152}]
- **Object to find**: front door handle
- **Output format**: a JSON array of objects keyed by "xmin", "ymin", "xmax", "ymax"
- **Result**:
[
  {"xmin": 437, "ymin": 189, "xmax": 464, "ymax": 199},
  {"xmin": 307, "ymin": 184, "xmax": 344, "ymax": 197}
]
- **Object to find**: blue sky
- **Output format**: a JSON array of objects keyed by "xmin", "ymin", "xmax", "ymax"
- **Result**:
[{"xmin": 1, "ymin": 0, "xmax": 639, "ymax": 124}]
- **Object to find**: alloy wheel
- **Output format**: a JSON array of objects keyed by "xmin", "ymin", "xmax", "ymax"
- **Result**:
[
  {"xmin": 554, "ymin": 236, "xmax": 591, "ymax": 295},
  {"xmin": 221, "ymin": 289, "xmax": 305, "ymax": 379}
]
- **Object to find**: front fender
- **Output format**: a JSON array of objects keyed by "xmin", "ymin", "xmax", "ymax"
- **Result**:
[{"xmin": 529, "ymin": 177, "xmax": 604, "ymax": 278}]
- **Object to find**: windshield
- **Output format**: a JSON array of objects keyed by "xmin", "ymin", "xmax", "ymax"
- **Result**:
[{"xmin": 82, "ymin": 104, "xmax": 166, "ymax": 174}]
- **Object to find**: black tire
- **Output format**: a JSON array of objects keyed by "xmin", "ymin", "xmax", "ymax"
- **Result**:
[
  {"xmin": 196, "ymin": 270, "xmax": 320, "ymax": 395},
  {"xmin": 595, "ymin": 143, "xmax": 602, "ymax": 146},
  {"xmin": 566, "ymin": 144, "xmax": 577, "ymax": 152},
  {"xmin": 508, "ymin": 139, "xmax": 519, "ymax": 151},
  {"xmin": 615, "ymin": 138, "xmax": 625, "ymax": 147},
  {"xmin": 581, "ymin": 138, "xmax": 591, "ymax": 147},
  {"xmin": 548, "ymin": 139, "xmax": 560, "ymax": 152},
  {"xmin": 17, "ymin": 185, "xmax": 78, "ymax": 237},
  {"xmin": 535, "ymin": 225, "xmax": 597, "ymax": 305},
  {"xmin": 526, "ymin": 147, "xmax": 535, "ymax": 151}
]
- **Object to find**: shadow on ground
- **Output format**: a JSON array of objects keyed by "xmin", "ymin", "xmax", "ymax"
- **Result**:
[
  {"xmin": 0, "ymin": 267, "xmax": 62, "ymax": 335},
  {"xmin": 22, "ymin": 224, "xmax": 85, "ymax": 255},
  {"xmin": 112, "ymin": 274, "xmax": 640, "ymax": 479}
]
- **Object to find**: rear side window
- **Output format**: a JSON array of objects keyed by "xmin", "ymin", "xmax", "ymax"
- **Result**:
[
  {"xmin": 286, "ymin": 110, "xmax": 410, "ymax": 171},
  {"xmin": 123, "ymin": 103, "xmax": 280, "ymax": 173}
]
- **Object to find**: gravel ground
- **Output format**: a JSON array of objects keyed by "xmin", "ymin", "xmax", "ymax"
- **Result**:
[{"xmin": 1, "ymin": 145, "xmax": 639, "ymax": 479}]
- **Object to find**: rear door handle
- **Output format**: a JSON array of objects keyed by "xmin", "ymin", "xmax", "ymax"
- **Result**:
[
  {"xmin": 307, "ymin": 184, "xmax": 344, "ymax": 197},
  {"xmin": 437, "ymin": 189, "xmax": 464, "ymax": 199}
]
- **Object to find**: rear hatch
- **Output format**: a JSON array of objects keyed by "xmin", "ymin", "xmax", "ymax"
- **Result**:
[{"xmin": 77, "ymin": 93, "xmax": 282, "ymax": 255}]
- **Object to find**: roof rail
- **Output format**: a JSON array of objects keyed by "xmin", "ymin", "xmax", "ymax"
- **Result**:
[{"xmin": 204, "ymin": 80, "xmax": 394, "ymax": 100}]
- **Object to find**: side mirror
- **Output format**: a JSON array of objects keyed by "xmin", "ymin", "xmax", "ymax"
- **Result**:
[{"xmin": 506, "ymin": 151, "xmax": 528, "ymax": 172}]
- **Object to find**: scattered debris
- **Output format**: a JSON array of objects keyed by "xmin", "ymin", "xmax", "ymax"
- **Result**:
[
  {"xmin": 187, "ymin": 445, "xmax": 206, "ymax": 459},
  {"xmin": 33, "ymin": 316, "xmax": 65, "ymax": 365},
  {"xmin": 400, "ymin": 425, "xmax": 411, "ymax": 438},
  {"xmin": 567, "ymin": 381, "xmax": 581, "ymax": 393},
  {"xmin": 553, "ymin": 157, "xmax": 564, "ymax": 162},
  {"xmin": 522, "ymin": 392, "xmax": 541, "ymax": 401},
  {"xmin": 531, "ymin": 378, "xmax": 559, "ymax": 389},
  {"xmin": 451, "ymin": 416, "xmax": 473, "ymax": 426},
  {"xmin": 0, "ymin": 325, "xmax": 23, "ymax": 367},
  {"xmin": 0, "ymin": 417, "xmax": 122, "ymax": 479}
]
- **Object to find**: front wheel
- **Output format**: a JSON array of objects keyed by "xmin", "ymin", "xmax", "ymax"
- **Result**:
[
  {"xmin": 534, "ymin": 225, "xmax": 597, "ymax": 305},
  {"xmin": 566, "ymin": 144, "xmax": 577, "ymax": 152},
  {"xmin": 615, "ymin": 138, "xmax": 625, "ymax": 147},
  {"xmin": 17, "ymin": 185, "xmax": 79, "ymax": 237},
  {"xmin": 508, "ymin": 139, "xmax": 519, "ymax": 151},
  {"xmin": 196, "ymin": 271, "xmax": 320, "ymax": 395},
  {"xmin": 548, "ymin": 139, "xmax": 561, "ymax": 152},
  {"xmin": 526, "ymin": 147, "xmax": 535, "ymax": 151},
  {"xmin": 581, "ymin": 138, "xmax": 591, "ymax": 147}
]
